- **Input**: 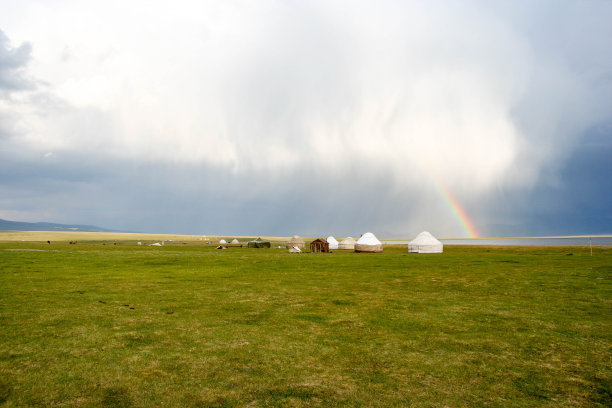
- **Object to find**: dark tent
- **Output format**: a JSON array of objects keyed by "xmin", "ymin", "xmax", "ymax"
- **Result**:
[{"xmin": 247, "ymin": 237, "xmax": 271, "ymax": 248}]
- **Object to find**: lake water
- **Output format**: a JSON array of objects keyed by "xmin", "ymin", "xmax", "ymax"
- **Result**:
[{"xmin": 382, "ymin": 236, "xmax": 612, "ymax": 246}]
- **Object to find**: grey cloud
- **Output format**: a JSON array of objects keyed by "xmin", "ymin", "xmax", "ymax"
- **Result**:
[
  {"xmin": 1, "ymin": 2, "xmax": 612, "ymax": 237},
  {"xmin": 0, "ymin": 28, "xmax": 35, "ymax": 93}
]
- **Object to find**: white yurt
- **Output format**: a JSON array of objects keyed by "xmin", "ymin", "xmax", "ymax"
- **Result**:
[
  {"xmin": 219, "ymin": 239, "xmax": 227, "ymax": 244},
  {"xmin": 231, "ymin": 238, "xmax": 240, "ymax": 244},
  {"xmin": 288, "ymin": 246, "xmax": 302, "ymax": 253},
  {"xmin": 287, "ymin": 235, "xmax": 305, "ymax": 249},
  {"xmin": 355, "ymin": 232, "xmax": 383, "ymax": 253},
  {"xmin": 338, "ymin": 237, "xmax": 356, "ymax": 250},
  {"xmin": 326, "ymin": 236, "xmax": 339, "ymax": 250},
  {"xmin": 408, "ymin": 231, "xmax": 443, "ymax": 253}
]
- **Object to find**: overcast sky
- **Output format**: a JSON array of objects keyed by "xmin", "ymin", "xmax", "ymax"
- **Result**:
[{"xmin": 1, "ymin": 0, "xmax": 611, "ymax": 237}]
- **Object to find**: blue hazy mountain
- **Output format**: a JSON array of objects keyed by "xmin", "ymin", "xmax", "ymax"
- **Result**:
[{"xmin": 0, "ymin": 218, "xmax": 116, "ymax": 232}]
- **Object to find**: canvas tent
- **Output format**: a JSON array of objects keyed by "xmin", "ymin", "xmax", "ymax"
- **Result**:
[
  {"xmin": 231, "ymin": 239, "xmax": 240, "ymax": 244},
  {"xmin": 355, "ymin": 232, "xmax": 383, "ymax": 253},
  {"xmin": 247, "ymin": 237, "xmax": 271, "ymax": 248},
  {"xmin": 338, "ymin": 237, "xmax": 356, "ymax": 250},
  {"xmin": 287, "ymin": 235, "xmax": 305, "ymax": 249},
  {"xmin": 219, "ymin": 239, "xmax": 227, "ymax": 244},
  {"xmin": 408, "ymin": 231, "xmax": 443, "ymax": 253},
  {"xmin": 326, "ymin": 236, "xmax": 339, "ymax": 250},
  {"xmin": 288, "ymin": 246, "xmax": 301, "ymax": 253}
]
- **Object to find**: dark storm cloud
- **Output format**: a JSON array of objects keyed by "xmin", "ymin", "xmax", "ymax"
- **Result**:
[
  {"xmin": 0, "ymin": 142, "xmax": 404, "ymax": 236},
  {"xmin": 477, "ymin": 124, "xmax": 612, "ymax": 236}
]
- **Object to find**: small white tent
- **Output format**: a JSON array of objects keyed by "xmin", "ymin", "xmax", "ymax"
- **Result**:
[
  {"xmin": 219, "ymin": 239, "xmax": 227, "ymax": 244},
  {"xmin": 408, "ymin": 231, "xmax": 443, "ymax": 253},
  {"xmin": 338, "ymin": 237, "xmax": 356, "ymax": 250},
  {"xmin": 355, "ymin": 232, "xmax": 383, "ymax": 253},
  {"xmin": 288, "ymin": 246, "xmax": 302, "ymax": 253},
  {"xmin": 231, "ymin": 239, "xmax": 239, "ymax": 244},
  {"xmin": 326, "ymin": 236, "xmax": 339, "ymax": 250}
]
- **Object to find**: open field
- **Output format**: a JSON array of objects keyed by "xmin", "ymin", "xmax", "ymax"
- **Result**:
[
  {"xmin": 0, "ymin": 231, "xmax": 293, "ymax": 246},
  {"xmin": 0, "ymin": 240, "xmax": 610, "ymax": 407},
  {"xmin": 0, "ymin": 231, "xmax": 236, "ymax": 243}
]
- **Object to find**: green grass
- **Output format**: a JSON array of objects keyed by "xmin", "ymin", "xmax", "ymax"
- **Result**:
[{"xmin": 0, "ymin": 242, "xmax": 610, "ymax": 407}]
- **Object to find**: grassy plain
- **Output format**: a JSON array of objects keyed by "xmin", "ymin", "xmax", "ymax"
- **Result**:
[
  {"xmin": 0, "ymin": 239, "xmax": 610, "ymax": 407},
  {"xmin": 0, "ymin": 231, "xmax": 290, "ymax": 244}
]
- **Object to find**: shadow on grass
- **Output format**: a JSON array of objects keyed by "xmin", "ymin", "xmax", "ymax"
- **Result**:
[
  {"xmin": 101, "ymin": 385, "xmax": 132, "ymax": 408},
  {"xmin": 513, "ymin": 371, "xmax": 550, "ymax": 401},
  {"xmin": 589, "ymin": 375, "xmax": 612, "ymax": 407},
  {"xmin": 194, "ymin": 397, "xmax": 234, "ymax": 408},
  {"xmin": 0, "ymin": 378, "xmax": 12, "ymax": 404},
  {"xmin": 258, "ymin": 385, "xmax": 332, "ymax": 405},
  {"xmin": 118, "ymin": 332, "xmax": 157, "ymax": 348},
  {"xmin": 295, "ymin": 314, "xmax": 327, "ymax": 324}
]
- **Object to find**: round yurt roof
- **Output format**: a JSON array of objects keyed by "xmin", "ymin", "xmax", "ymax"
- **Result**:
[
  {"xmin": 326, "ymin": 236, "xmax": 339, "ymax": 249},
  {"xmin": 231, "ymin": 238, "xmax": 239, "ymax": 244},
  {"xmin": 338, "ymin": 236, "xmax": 356, "ymax": 250},
  {"xmin": 410, "ymin": 231, "xmax": 441, "ymax": 245},
  {"xmin": 409, "ymin": 231, "xmax": 443, "ymax": 253},
  {"xmin": 219, "ymin": 239, "xmax": 227, "ymax": 244},
  {"xmin": 288, "ymin": 235, "xmax": 305, "ymax": 244},
  {"xmin": 357, "ymin": 232, "xmax": 381, "ymax": 245}
]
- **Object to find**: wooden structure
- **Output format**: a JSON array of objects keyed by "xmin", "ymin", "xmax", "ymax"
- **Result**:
[{"xmin": 310, "ymin": 238, "xmax": 329, "ymax": 253}]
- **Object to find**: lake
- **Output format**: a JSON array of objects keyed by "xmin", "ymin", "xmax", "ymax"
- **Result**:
[{"xmin": 382, "ymin": 236, "xmax": 612, "ymax": 246}]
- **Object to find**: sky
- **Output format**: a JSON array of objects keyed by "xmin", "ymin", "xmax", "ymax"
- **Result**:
[{"xmin": 0, "ymin": 0, "xmax": 611, "ymax": 237}]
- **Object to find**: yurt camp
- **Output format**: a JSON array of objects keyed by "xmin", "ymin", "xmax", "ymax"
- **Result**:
[
  {"xmin": 247, "ymin": 237, "xmax": 271, "ymax": 248},
  {"xmin": 287, "ymin": 235, "xmax": 305, "ymax": 249},
  {"xmin": 408, "ymin": 231, "xmax": 443, "ymax": 253},
  {"xmin": 354, "ymin": 232, "xmax": 383, "ymax": 253},
  {"xmin": 326, "ymin": 236, "xmax": 339, "ymax": 250},
  {"xmin": 338, "ymin": 237, "xmax": 356, "ymax": 250},
  {"xmin": 310, "ymin": 238, "xmax": 329, "ymax": 253}
]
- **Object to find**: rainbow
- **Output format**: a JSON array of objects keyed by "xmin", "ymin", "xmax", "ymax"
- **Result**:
[{"xmin": 435, "ymin": 182, "xmax": 479, "ymax": 238}]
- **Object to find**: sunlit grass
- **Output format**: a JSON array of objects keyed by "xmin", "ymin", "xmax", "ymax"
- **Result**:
[{"xmin": 0, "ymin": 242, "xmax": 610, "ymax": 407}]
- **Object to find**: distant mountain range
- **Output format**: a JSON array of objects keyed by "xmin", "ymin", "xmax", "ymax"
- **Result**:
[{"xmin": 0, "ymin": 218, "xmax": 115, "ymax": 232}]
